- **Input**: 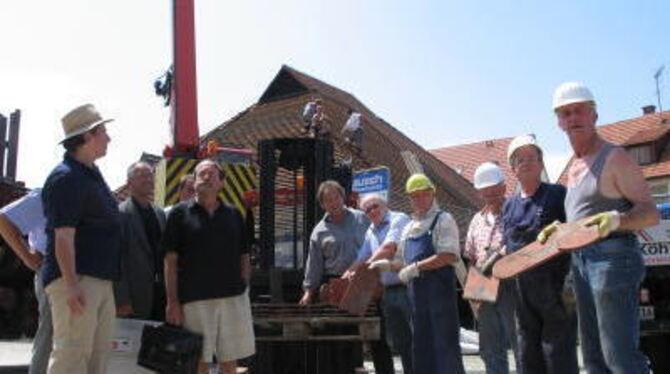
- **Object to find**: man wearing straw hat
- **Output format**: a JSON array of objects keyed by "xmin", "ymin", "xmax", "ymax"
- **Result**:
[{"xmin": 41, "ymin": 104, "xmax": 120, "ymax": 374}]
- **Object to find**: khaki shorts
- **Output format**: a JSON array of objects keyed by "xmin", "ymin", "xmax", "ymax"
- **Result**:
[{"xmin": 183, "ymin": 290, "xmax": 255, "ymax": 363}]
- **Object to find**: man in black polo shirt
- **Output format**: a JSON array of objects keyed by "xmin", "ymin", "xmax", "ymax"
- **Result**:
[
  {"xmin": 164, "ymin": 159, "xmax": 255, "ymax": 374},
  {"xmin": 41, "ymin": 103, "xmax": 121, "ymax": 374}
]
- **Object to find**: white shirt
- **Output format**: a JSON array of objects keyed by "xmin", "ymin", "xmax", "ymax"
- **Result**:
[{"xmin": 0, "ymin": 188, "xmax": 47, "ymax": 254}]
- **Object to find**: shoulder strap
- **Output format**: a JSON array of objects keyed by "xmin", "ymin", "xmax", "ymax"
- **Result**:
[
  {"xmin": 428, "ymin": 211, "xmax": 443, "ymax": 233},
  {"xmin": 591, "ymin": 142, "xmax": 614, "ymax": 176}
]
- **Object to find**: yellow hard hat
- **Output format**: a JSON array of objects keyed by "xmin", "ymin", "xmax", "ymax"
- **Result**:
[{"xmin": 405, "ymin": 173, "xmax": 435, "ymax": 194}]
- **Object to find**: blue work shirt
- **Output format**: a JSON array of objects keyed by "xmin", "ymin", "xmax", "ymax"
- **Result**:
[
  {"xmin": 356, "ymin": 210, "xmax": 410, "ymax": 286},
  {"xmin": 41, "ymin": 153, "xmax": 121, "ymax": 287},
  {"xmin": 0, "ymin": 188, "xmax": 47, "ymax": 254},
  {"xmin": 502, "ymin": 182, "xmax": 568, "ymax": 274}
]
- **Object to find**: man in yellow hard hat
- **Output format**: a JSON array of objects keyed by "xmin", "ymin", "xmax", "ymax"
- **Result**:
[
  {"xmin": 394, "ymin": 173, "xmax": 465, "ymax": 374},
  {"xmin": 542, "ymin": 82, "xmax": 659, "ymax": 373}
]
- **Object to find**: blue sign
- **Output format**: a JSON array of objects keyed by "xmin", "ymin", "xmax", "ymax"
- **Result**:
[{"xmin": 353, "ymin": 167, "xmax": 390, "ymax": 199}]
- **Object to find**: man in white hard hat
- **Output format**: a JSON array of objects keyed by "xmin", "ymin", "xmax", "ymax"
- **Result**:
[
  {"xmin": 503, "ymin": 134, "xmax": 579, "ymax": 374},
  {"xmin": 463, "ymin": 162, "xmax": 520, "ymax": 374},
  {"xmin": 541, "ymin": 82, "xmax": 659, "ymax": 373}
]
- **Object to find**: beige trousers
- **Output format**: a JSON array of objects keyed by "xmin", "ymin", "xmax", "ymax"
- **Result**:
[{"xmin": 46, "ymin": 276, "xmax": 115, "ymax": 374}]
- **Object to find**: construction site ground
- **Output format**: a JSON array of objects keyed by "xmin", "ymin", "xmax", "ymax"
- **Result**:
[{"xmin": 0, "ymin": 339, "xmax": 587, "ymax": 373}]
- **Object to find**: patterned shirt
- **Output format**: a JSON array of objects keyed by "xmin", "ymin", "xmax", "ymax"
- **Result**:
[{"xmin": 464, "ymin": 209, "xmax": 504, "ymax": 268}]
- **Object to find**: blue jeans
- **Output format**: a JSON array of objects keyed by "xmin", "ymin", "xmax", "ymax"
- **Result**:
[
  {"xmin": 478, "ymin": 280, "xmax": 520, "ymax": 374},
  {"xmin": 31, "ymin": 273, "xmax": 53, "ymax": 374},
  {"xmin": 382, "ymin": 286, "xmax": 413, "ymax": 374},
  {"xmin": 572, "ymin": 235, "xmax": 649, "ymax": 374},
  {"xmin": 515, "ymin": 257, "xmax": 579, "ymax": 374}
]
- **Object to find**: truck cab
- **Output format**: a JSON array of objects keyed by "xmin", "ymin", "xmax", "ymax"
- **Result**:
[{"xmin": 637, "ymin": 203, "xmax": 670, "ymax": 372}]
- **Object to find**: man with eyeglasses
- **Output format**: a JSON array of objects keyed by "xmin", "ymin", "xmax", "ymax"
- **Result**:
[
  {"xmin": 502, "ymin": 134, "xmax": 578, "ymax": 374},
  {"xmin": 345, "ymin": 194, "xmax": 413, "ymax": 374}
]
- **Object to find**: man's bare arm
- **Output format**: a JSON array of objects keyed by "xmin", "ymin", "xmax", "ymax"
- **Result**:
[
  {"xmin": 164, "ymin": 252, "xmax": 183, "ymax": 325},
  {"xmin": 55, "ymin": 227, "xmax": 85, "ymax": 315},
  {"xmin": 610, "ymin": 149, "xmax": 660, "ymax": 230},
  {"xmin": 0, "ymin": 214, "xmax": 41, "ymax": 271},
  {"xmin": 367, "ymin": 242, "xmax": 397, "ymax": 263},
  {"xmin": 417, "ymin": 253, "xmax": 458, "ymax": 271},
  {"xmin": 241, "ymin": 254, "xmax": 251, "ymax": 284},
  {"xmin": 55, "ymin": 227, "xmax": 77, "ymax": 286}
]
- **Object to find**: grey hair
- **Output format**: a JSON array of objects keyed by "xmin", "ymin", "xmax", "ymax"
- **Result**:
[
  {"xmin": 126, "ymin": 161, "xmax": 153, "ymax": 179},
  {"xmin": 359, "ymin": 193, "xmax": 387, "ymax": 209}
]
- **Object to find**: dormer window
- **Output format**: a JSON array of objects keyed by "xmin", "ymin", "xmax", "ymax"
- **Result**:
[{"xmin": 628, "ymin": 145, "xmax": 653, "ymax": 165}]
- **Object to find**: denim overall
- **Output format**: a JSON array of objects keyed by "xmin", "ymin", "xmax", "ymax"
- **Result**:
[{"xmin": 404, "ymin": 212, "xmax": 465, "ymax": 374}]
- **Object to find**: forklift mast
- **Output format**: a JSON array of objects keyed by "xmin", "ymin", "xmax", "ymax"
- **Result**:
[{"xmin": 168, "ymin": 0, "xmax": 200, "ymax": 156}]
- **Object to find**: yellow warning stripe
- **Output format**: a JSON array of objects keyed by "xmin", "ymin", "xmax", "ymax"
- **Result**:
[
  {"xmin": 162, "ymin": 157, "xmax": 256, "ymax": 215},
  {"xmin": 165, "ymin": 158, "xmax": 198, "ymax": 206},
  {"xmin": 166, "ymin": 159, "xmax": 197, "ymax": 196}
]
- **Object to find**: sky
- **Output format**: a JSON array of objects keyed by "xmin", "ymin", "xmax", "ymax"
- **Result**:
[{"xmin": 1, "ymin": 1, "xmax": 669, "ymax": 190}]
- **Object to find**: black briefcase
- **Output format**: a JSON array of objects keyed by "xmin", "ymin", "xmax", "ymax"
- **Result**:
[{"xmin": 137, "ymin": 323, "xmax": 203, "ymax": 374}]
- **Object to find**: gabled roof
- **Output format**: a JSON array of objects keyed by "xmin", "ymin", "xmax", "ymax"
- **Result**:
[
  {"xmin": 557, "ymin": 110, "xmax": 670, "ymax": 184},
  {"xmin": 598, "ymin": 111, "xmax": 670, "ymax": 145},
  {"xmin": 430, "ymin": 137, "xmax": 517, "ymax": 196},
  {"xmin": 205, "ymin": 65, "xmax": 481, "ymax": 234}
]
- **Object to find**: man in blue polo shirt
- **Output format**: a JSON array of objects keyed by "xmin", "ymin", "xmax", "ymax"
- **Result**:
[
  {"xmin": 0, "ymin": 188, "xmax": 51, "ymax": 374},
  {"xmin": 353, "ymin": 194, "xmax": 413, "ymax": 374},
  {"xmin": 502, "ymin": 134, "xmax": 578, "ymax": 374},
  {"xmin": 41, "ymin": 104, "xmax": 121, "ymax": 374}
]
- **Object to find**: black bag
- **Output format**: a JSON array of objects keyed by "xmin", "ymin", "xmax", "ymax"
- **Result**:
[{"xmin": 137, "ymin": 323, "xmax": 203, "ymax": 374}]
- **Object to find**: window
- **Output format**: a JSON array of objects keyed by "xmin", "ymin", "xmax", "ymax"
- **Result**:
[
  {"xmin": 628, "ymin": 145, "xmax": 654, "ymax": 165},
  {"xmin": 649, "ymin": 178, "xmax": 670, "ymax": 205}
]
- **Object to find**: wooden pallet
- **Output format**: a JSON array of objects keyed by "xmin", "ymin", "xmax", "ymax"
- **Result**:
[{"xmin": 252, "ymin": 303, "xmax": 380, "ymax": 341}]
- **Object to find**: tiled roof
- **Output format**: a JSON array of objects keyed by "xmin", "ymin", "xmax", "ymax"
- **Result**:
[
  {"xmin": 622, "ymin": 126, "xmax": 670, "ymax": 146},
  {"xmin": 643, "ymin": 147, "xmax": 670, "ymax": 179},
  {"xmin": 204, "ymin": 65, "xmax": 482, "ymax": 236},
  {"xmin": 430, "ymin": 137, "xmax": 517, "ymax": 196},
  {"xmin": 556, "ymin": 111, "xmax": 670, "ymax": 185}
]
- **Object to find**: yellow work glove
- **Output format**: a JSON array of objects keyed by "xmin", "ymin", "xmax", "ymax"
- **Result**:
[
  {"xmin": 585, "ymin": 211, "xmax": 621, "ymax": 238},
  {"xmin": 537, "ymin": 220, "xmax": 561, "ymax": 244}
]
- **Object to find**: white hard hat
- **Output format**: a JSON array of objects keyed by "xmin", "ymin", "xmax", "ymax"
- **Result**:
[
  {"xmin": 552, "ymin": 82, "xmax": 595, "ymax": 111},
  {"xmin": 507, "ymin": 134, "xmax": 542, "ymax": 165},
  {"xmin": 473, "ymin": 162, "xmax": 505, "ymax": 190}
]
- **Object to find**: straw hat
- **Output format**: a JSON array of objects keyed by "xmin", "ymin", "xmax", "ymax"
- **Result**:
[{"xmin": 60, "ymin": 104, "xmax": 113, "ymax": 143}]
